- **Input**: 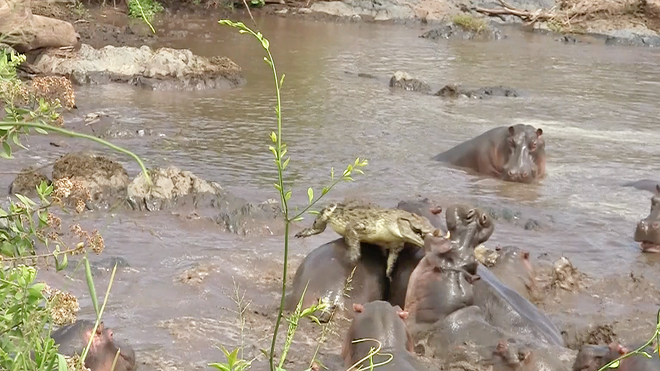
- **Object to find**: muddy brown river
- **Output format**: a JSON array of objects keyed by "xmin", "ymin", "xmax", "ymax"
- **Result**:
[{"xmin": 4, "ymin": 12, "xmax": 660, "ymax": 371}]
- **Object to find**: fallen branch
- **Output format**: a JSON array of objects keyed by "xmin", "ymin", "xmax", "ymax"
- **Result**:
[{"xmin": 473, "ymin": 0, "xmax": 559, "ymax": 26}]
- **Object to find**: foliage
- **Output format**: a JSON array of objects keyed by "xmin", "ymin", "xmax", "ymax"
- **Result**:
[
  {"xmin": 451, "ymin": 13, "xmax": 489, "ymax": 33},
  {"xmin": 0, "ymin": 45, "xmax": 147, "ymax": 371},
  {"xmin": 127, "ymin": 0, "xmax": 164, "ymax": 23}
]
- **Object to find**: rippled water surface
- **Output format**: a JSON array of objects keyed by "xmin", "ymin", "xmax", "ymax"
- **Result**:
[{"xmin": 8, "ymin": 13, "xmax": 660, "ymax": 370}]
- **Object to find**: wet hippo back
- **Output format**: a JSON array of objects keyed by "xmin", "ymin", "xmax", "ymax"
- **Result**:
[
  {"xmin": 623, "ymin": 179, "xmax": 660, "ymax": 193},
  {"xmin": 473, "ymin": 264, "xmax": 564, "ymax": 347},
  {"xmin": 286, "ymin": 238, "xmax": 388, "ymax": 320},
  {"xmin": 488, "ymin": 246, "xmax": 538, "ymax": 301}
]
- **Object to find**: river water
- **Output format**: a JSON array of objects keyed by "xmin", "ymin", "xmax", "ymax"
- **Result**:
[{"xmin": 7, "ymin": 12, "xmax": 660, "ymax": 370}]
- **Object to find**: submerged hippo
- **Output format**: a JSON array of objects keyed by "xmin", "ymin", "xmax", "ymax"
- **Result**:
[
  {"xmin": 285, "ymin": 239, "xmax": 388, "ymax": 321},
  {"xmin": 51, "ymin": 320, "xmax": 136, "ymax": 371},
  {"xmin": 488, "ymin": 338, "xmax": 570, "ymax": 371},
  {"xmin": 433, "ymin": 124, "xmax": 546, "ymax": 183},
  {"xmin": 623, "ymin": 179, "xmax": 660, "ymax": 194},
  {"xmin": 573, "ymin": 342, "xmax": 659, "ymax": 371},
  {"xmin": 342, "ymin": 300, "xmax": 428, "ymax": 371},
  {"xmin": 488, "ymin": 245, "xmax": 538, "ymax": 301},
  {"xmin": 473, "ymin": 262, "xmax": 565, "ymax": 347},
  {"xmin": 634, "ymin": 184, "xmax": 660, "ymax": 253}
]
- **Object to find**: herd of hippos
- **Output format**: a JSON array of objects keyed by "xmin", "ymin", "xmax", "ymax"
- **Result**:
[{"xmin": 47, "ymin": 124, "xmax": 660, "ymax": 370}]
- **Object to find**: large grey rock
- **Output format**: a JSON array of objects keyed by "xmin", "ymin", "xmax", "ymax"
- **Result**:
[
  {"xmin": 30, "ymin": 44, "xmax": 246, "ymax": 91},
  {"xmin": 310, "ymin": 0, "xmax": 418, "ymax": 21}
]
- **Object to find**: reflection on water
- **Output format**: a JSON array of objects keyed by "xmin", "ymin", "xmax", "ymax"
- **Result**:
[{"xmin": 7, "ymin": 12, "xmax": 660, "ymax": 370}]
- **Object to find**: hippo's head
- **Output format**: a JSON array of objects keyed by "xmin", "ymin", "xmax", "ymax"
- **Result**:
[
  {"xmin": 446, "ymin": 205, "xmax": 494, "ymax": 248},
  {"xmin": 501, "ymin": 126, "xmax": 544, "ymax": 184},
  {"xmin": 634, "ymin": 185, "xmax": 660, "ymax": 253},
  {"xmin": 572, "ymin": 344, "xmax": 610, "ymax": 371},
  {"xmin": 490, "ymin": 339, "xmax": 534, "ymax": 370},
  {"xmin": 342, "ymin": 301, "xmax": 413, "ymax": 368}
]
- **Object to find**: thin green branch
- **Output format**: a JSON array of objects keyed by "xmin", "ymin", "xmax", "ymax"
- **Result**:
[{"xmin": 0, "ymin": 121, "xmax": 152, "ymax": 186}]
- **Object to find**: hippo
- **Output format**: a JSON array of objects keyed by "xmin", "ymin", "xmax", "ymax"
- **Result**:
[
  {"xmin": 623, "ymin": 179, "xmax": 660, "ymax": 194},
  {"xmin": 51, "ymin": 320, "xmax": 136, "ymax": 371},
  {"xmin": 473, "ymin": 262, "xmax": 565, "ymax": 347},
  {"xmin": 634, "ymin": 184, "xmax": 660, "ymax": 253},
  {"xmin": 285, "ymin": 239, "xmax": 388, "ymax": 322},
  {"xmin": 388, "ymin": 204, "xmax": 494, "ymax": 309},
  {"xmin": 404, "ymin": 234, "xmax": 478, "ymax": 328},
  {"xmin": 488, "ymin": 338, "xmax": 571, "ymax": 371},
  {"xmin": 432, "ymin": 124, "xmax": 546, "ymax": 183},
  {"xmin": 342, "ymin": 300, "xmax": 428, "ymax": 371},
  {"xmin": 387, "ymin": 198, "xmax": 446, "ymax": 308},
  {"xmin": 573, "ymin": 342, "xmax": 659, "ymax": 371},
  {"xmin": 488, "ymin": 245, "xmax": 538, "ymax": 301}
]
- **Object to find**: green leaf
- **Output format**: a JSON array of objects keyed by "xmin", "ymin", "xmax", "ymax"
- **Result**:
[
  {"xmin": 308, "ymin": 210, "xmax": 320, "ymax": 215},
  {"xmin": 270, "ymin": 132, "xmax": 277, "ymax": 143},
  {"xmin": 282, "ymin": 157, "xmax": 290, "ymax": 170},
  {"xmin": 321, "ymin": 187, "xmax": 329, "ymax": 196},
  {"xmin": 268, "ymin": 146, "xmax": 277, "ymax": 158},
  {"xmin": 56, "ymin": 354, "xmax": 68, "ymax": 371},
  {"xmin": 263, "ymin": 57, "xmax": 272, "ymax": 66},
  {"xmin": 14, "ymin": 193, "xmax": 36, "ymax": 207},
  {"xmin": 330, "ymin": 167, "xmax": 335, "ymax": 180},
  {"xmin": 307, "ymin": 187, "xmax": 314, "ymax": 204},
  {"xmin": 84, "ymin": 257, "xmax": 100, "ymax": 319},
  {"xmin": 284, "ymin": 190, "xmax": 292, "ymax": 201},
  {"xmin": 207, "ymin": 364, "xmax": 231, "ymax": 371},
  {"xmin": 608, "ymin": 360, "xmax": 620, "ymax": 368},
  {"xmin": 279, "ymin": 73, "xmax": 285, "ymax": 88},
  {"xmin": 0, "ymin": 141, "xmax": 13, "ymax": 159},
  {"xmin": 34, "ymin": 127, "xmax": 48, "ymax": 135},
  {"xmin": 291, "ymin": 216, "xmax": 304, "ymax": 222},
  {"xmin": 261, "ymin": 37, "xmax": 270, "ymax": 50},
  {"xmin": 55, "ymin": 254, "xmax": 68, "ymax": 271}
]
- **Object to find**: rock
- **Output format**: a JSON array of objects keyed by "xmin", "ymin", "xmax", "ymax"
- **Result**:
[
  {"xmin": 127, "ymin": 166, "xmax": 222, "ymax": 212},
  {"xmin": 420, "ymin": 20, "xmax": 505, "ymax": 41},
  {"xmin": 389, "ymin": 71, "xmax": 431, "ymax": 93},
  {"xmin": 9, "ymin": 167, "xmax": 52, "ymax": 197},
  {"xmin": 0, "ymin": 0, "xmax": 79, "ymax": 52},
  {"xmin": 435, "ymin": 84, "xmax": 519, "ymax": 99},
  {"xmin": 52, "ymin": 152, "xmax": 130, "ymax": 211},
  {"xmin": 605, "ymin": 31, "xmax": 660, "ymax": 47},
  {"xmin": 309, "ymin": 0, "xmax": 417, "ymax": 21},
  {"xmin": 29, "ymin": 44, "xmax": 246, "ymax": 91},
  {"xmin": 211, "ymin": 197, "xmax": 283, "ymax": 236},
  {"xmin": 297, "ymin": 7, "xmax": 313, "ymax": 14}
]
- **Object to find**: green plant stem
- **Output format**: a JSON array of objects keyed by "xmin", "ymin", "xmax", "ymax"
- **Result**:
[
  {"xmin": 0, "ymin": 121, "xmax": 152, "ymax": 185},
  {"xmin": 80, "ymin": 262, "xmax": 118, "ymax": 365},
  {"xmin": 132, "ymin": 0, "xmax": 157, "ymax": 33},
  {"xmin": 597, "ymin": 308, "xmax": 660, "ymax": 370},
  {"xmin": 266, "ymin": 45, "xmax": 289, "ymax": 371}
]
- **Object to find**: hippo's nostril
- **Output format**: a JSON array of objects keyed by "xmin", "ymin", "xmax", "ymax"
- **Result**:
[{"xmin": 522, "ymin": 171, "xmax": 528, "ymax": 178}]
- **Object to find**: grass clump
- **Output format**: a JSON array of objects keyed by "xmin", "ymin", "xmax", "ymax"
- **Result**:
[
  {"xmin": 128, "ymin": 0, "xmax": 164, "ymax": 22},
  {"xmin": 452, "ymin": 13, "xmax": 490, "ymax": 33}
]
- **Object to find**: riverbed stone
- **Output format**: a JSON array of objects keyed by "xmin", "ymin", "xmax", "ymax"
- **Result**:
[
  {"xmin": 52, "ymin": 151, "xmax": 130, "ymax": 211},
  {"xmin": 389, "ymin": 71, "xmax": 432, "ymax": 93},
  {"xmin": 421, "ymin": 20, "xmax": 505, "ymax": 41},
  {"xmin": 310, "ymin": 0, "xmax": 418, "ymax": 21},
  {"xmin": 28, "ymin": 44, "xmax": 246, "ymax": 91},
  {"xmin": 9, "ymin": 167, "xmax": 52, "ymax": 198},
  {"xmin": 127, "ymin": 166, "xmax": 222, "ymax": 212}
]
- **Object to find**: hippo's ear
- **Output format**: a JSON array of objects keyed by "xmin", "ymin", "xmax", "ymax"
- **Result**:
[
  {"xmin": 430, "ymin": 206, "xmax": 442, "ymax": 215},
  {"xmin": 397, "ymin": 310, "xmax": 409, "ymax": 320},
  {"xmin": 508, "ymin": 126, "xmax": 515, "ymax": 136},
  {"xmin": 352, "ymin": 303, "xmax": 364, "ymax": 313},
  {"xmin": 536, "ymin": 128, "xmax": 543, "ymax": 137},
  {"xmin": 617, "ymin": 344, "xmax": 629, "ymax": 355},
  {"xmin": 496, "ymin": 340, "xmax": 508, "ymax": 352},
  {"xmin": 522, "ymin": 251, "xmax": 530, "ymax": 260},
  {"xmin": 656, "ymin": 184, "xmax": 660, "ymax": 195}
]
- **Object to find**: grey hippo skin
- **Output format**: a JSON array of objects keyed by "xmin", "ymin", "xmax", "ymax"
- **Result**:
[
  {"xmin": 404, "ymin": 233, "xmax": 476, "ymax": 328},
  {"xmin": 489, "ymin": 339, "xmax": 570, "ymax": 371},
  {"xmin": 342, "ymin": 300, "xmax": 429, "ymax": 371},
  {"xmin": 387, "ymin": 198, "xmax": 446, "ymax": 309},
  {"xmin": 623, "ymin": 179, "xmax": 660, "ymax": 194},
  {"xmin": 432, "ymin": 124, "xmax": 546, "ymax": 184},
  {"xmin": 285, "ymin": 239, "xmax": 388, "ymax": 322},
  {"xmin": 473, "ymin": 262, "xmax": 565, "ymax": 347},
  {"xmin": 573, "ymin": 342, "xmax": 660, "ymax": 371},
  {"xmin": 488, "ymin": 245, "xmax": 538, "ymax": 302},
  {"xmin": 388, "ymin": 203, "xmax": 494, "ymax": 310},
  {"xmin": 634, "ymin": 184, "xmax": 660, "ymax": 253},
  {"xmin": 51, "ymin": 320, "xmax": 136, "ymax": 371}
]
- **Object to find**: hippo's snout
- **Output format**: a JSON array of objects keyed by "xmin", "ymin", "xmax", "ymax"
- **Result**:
[
  {"xmin": 634, "ymin": 219, "xmax": 660, "ymax": 253},
  {"xmin": 502, "ymin": 167, "xmax": 536, "ymax": 183}
]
